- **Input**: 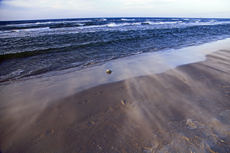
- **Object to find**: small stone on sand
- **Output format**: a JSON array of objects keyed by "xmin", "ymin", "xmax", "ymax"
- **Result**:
[{"xmin": 106, "ymin": 69, "xmax": 112, "ymax": 74}]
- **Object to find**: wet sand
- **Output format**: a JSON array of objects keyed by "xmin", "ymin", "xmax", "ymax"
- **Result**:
[{"xmin": 1, "ymin": 48, "xmax": 230, "ymax": 152}]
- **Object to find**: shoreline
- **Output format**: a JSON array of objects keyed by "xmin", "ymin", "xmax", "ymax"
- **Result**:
[
  {"xmin": 1, "ymin": 38, "xmax": 230, "ymax": 92},
  {"xmin": 0, "ymin": 41, "xmax": 230, "ymax": 152}
]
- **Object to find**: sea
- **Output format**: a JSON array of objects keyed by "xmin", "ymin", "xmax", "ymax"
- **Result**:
[{"xmin": 0, "ymin": 17, "xmax": 230, "ymax": 82}]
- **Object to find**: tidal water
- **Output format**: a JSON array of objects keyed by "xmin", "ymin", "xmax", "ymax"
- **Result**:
[{"xmin": 0, "ymin": 17, "xmax": 230, "ymax": 82}]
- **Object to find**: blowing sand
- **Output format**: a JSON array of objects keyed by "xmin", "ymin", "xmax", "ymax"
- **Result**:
[{"xmin": 1, "ymin": 48, "xmax": 230, "ymax": 152}]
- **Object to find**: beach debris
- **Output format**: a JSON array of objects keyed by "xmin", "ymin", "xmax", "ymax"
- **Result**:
[
  {"xmin": 121, "ymin": 100, "xmax": 126, "ymax": 105},
  {"xmin": 106, "ymin": 69, "xmax": 112, "ymax": 74}
]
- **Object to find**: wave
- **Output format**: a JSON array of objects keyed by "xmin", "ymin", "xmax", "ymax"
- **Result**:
[
  {"xmin": 0, "ymin": 33, "xmax": 149, "ymax": 62},
  {"xmin": 6, "ymin": 22, "xmax": 54, "ymax": 27},
  {"xmin": 105, "ymin": 21, "xmax": 186, "ymax": 27},
  {"xmin": 104, "ymin": 21, "xmax": 184, "ymax": 27},
  {"xmin": 79, "ymin": 22, "xmax": 139, "ymax": 28},
  {"xmin": 188, "ymin": 21, "xmax": 230, "ymax": 26},
  {"xmin": 34, "ymin": 20, "xmax": 93, "ymax": 25},
  {"xmin": 0, "ymin": 40, "xmax": 110, "ymax": 62},
  {"xmin": 25, "ymin": 27, "xmax": 50, "ymax": 31},
  {"xmin": 0, "ymin": 43, "xmax": 78, "ymax": 62},
  {"xmin": 0, "ymin": 27, "xmax": 50, "ymax": 35},
  {"xmin": 121, "ymin": 18, "xmax": 135, "ymax": 21},
  {"xmin": 141, "ymin": 21, "xmax": 178, "ymax": 25},
  {"xmin": 1, "ymin": 18, "xmax": 230, "ymax": 83},
  {"xmin": 3, "ymin": 20, "xmax": 92, "ymax": 31},
  {"xmin": 6, "ymin": 23, "xmax": 33, "ymax": 27},
  {"xmin": 49, "ymin": 24, "xmax": 83, "ymax": 29},
  {"xmin": 106, "ymin": 22, "xmax": 134, "ymax": 27},
  {"xmin": 0, "ymin": 69, "xmax": 24, "ymax": 81},
  {"xmin": 6, "ymin": 20, "xmax": 93, "ymax": 27},
  {"xmin": 3, "ymin": 18, "xmax": 230, "ymax": 30},
  {"xmin": 210, "ymin": 20, "xmax": 217, "ymax": 23},
  {"xmin": 94, "ymin": 18, "xmax": 107, "ymax": 21},
  {"xmin": 8, "ymin": 27, "xmax": 50, "ymax": 33},
  {"xmin": 0, "ymin": 30, "xmax": 16, "ymax": 34},
  {"xmin": 1, "ymin": 20, "xmax": 230, "ymax": 36}
]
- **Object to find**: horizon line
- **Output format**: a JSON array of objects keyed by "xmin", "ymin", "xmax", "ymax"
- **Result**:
[{"xmin": 1, "ymin": 16, "xmax": 230, "ymax": 22}]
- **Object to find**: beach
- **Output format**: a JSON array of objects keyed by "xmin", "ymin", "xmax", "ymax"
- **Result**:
[{"xmin": 0, "ymin": 40, "xmax": 230, "ymax": 152}]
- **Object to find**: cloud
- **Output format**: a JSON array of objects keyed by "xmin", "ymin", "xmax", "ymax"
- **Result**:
[
  {"xmin": 1, "ymin": 0, "xmax": 228, "ymax": 10},
  {"xmin": 0, "ymin": 0, "xmax": 102, "ymax": 10},
  {"xmin": 0, "ymin": 0, "xmax": 229, "ymax": 20}
]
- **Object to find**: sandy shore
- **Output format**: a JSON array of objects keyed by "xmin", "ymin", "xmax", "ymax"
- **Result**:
[{"xmin": 1, "ymin": 44, "xmax": 230, "ymax": 152}]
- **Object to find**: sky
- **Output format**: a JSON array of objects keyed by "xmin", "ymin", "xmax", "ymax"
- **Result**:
[{"xmin": 0, "ymin": 0, "xmax": 229, "ymax": 21}]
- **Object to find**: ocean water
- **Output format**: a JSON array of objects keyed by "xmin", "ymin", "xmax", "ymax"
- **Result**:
[{"xmin": 0, "ymin": 17, "xmax": 230, "ymax": 82}]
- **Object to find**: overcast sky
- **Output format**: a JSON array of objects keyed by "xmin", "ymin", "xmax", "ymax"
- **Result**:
[{"xmin": 0, "ymin": 0, "xmax": 229, "ymax": 21}]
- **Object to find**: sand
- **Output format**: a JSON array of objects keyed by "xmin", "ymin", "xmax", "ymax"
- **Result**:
[{"xmin": 0, "ymin": 47, "xmax": 230, "ymax": 152}]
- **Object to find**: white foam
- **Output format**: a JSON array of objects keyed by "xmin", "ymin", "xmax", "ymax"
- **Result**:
[
  {"xmin": 121, "ymin": 19, "xmax": 135, "ymax": 21},
  {"xmin": 80, "ymin": 24, "xmax": 107, "ymax": 29},
  {"xmin": 210, "ymin": 20, "xmax": 216, "ymax": 23},
  {"xmin": 60, "ymin": 20, "xmax": 92, "ymax": 24},
  {"xmin": 132, "ymin": 22, "xmax": 142, "ymax": 26},
  {"xmin": 79, "ymin": 23, "xmax": 85, "ymax": 26},
  {"xmin": 11, "ymin": 30, "xmax": 19, "ymax": 32},
  {"xmin": 144, "ymin": 21, "xmax": 177, "ymax": 25},
  {"xmin": 106, "ymin": 22, "xmax": 131, "ymax": 27},
  {"xmin": 35, "ymin": 21, "xmax": 52, "ymax": 25},
  {"xmin": 6, "ymin": 23, "xmax": 35, "ymax": 27},
  {"xmin": 25, "ymin": 27, "xmax": 50, "ymax": 32},
  {"xmin": 97, "ymin": 18, "xmax": 107, "ymax": 21},
  {"xmin": 107, "ymin": 23, "xmax": 117, "ymax": 27},
  {"xmin": 0, "ymin": 69, "xmax": 24, "ymax": 80},
  {"xmin": 6, "ymin": 20, "xmax": 92, "ymax": 28},
  {"xmin": 188, "ymin": 21, "xmax": 230, "ymax": 26}
]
